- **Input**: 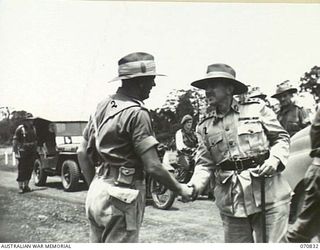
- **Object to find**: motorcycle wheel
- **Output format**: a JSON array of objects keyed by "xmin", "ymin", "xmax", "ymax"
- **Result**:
[{"xmin": 149, "ymin": 178, "xmax": 176, "ymax": 210}]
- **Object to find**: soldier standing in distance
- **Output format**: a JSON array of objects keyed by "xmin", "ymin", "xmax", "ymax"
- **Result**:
[
  {"xmin": 271, "ymin": 80, "xmax": 310, "ymax": 137},
  {"xmin": 187, "ymin": 63, "xmax": 291, "ymax": 242},
  {"xmin": 12, "ymin": 117, "xmax": 37, "ymax": 193},
  {"xmin": 77, "ymin": 52, "xmax": 193, "ymax": 243}
]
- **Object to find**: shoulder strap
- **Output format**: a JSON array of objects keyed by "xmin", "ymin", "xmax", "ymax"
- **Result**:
[{"xmin": 91, "ymin": 96, "xmax": 143, "ymax": 158}]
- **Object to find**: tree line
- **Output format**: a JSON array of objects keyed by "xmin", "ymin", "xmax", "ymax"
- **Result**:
[{"xmin": 0, "ymin": 65, "xmax": 319, "ymax": 146}]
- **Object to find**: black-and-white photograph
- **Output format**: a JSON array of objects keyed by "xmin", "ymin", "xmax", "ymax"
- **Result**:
[{"xmin": 0, "ymin": 0, "xmax": 320, "ymax": 245}]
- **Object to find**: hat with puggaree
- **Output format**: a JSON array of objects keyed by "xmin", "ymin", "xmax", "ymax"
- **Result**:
[
  {"xmin": 271, "ymin": 80, "xmax": 297, "ymax": 99},
  {"xmin": 180, "ymin": 114, "xmax": 193, "ymax": 125},
  {"xmin": 109, "ymin": 52, "xmax": 166, "ymax": 82},
  {"xmin": 248, "ymin": 86, "xmax": 267, "ymax": 99},
  {"xmin": 190, "ymin": 63, "xmax": 248, "ymax": 95}
]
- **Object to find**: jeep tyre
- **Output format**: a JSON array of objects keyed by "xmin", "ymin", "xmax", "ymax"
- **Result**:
[
  {"xmin": 61, "ymin": 160, "xmax": 80, "ymax": 191},
  {"xmin": 33, "ymin": 158, "xmax": 47, "ymax": 186}
]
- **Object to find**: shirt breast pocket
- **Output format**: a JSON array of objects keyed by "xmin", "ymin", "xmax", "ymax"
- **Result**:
[
  {"xmin": 238, "ymin": 121, "xmax": 265, "ymax": 150},
  {"xmin": 207, "ymin": 133, "xmax": 227, "ymax": 163}
]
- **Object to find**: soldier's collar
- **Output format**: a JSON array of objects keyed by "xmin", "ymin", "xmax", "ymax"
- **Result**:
[
  {"xmin": 279, "ymin": 102, "xmax": 295, "ymax": 112},
  {"xmin": 212, "ymin": 98, "xmax": 240, "ymax": 117},
  {"xmin": 231, "ymin": 98, "xmax": 240, "ymax": 113},
  {"xmin": 116, "ymin": 87, "xmax": 145, "ymax": 106}
]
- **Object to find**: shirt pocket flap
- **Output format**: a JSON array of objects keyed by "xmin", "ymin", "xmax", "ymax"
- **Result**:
[
  {"xmin": 238, "ymin": 122, "xmax": 263, "ymax": 135},
  {"xmin": 108, "ymin": 186, "xmax": 140, "ymax": 204}
]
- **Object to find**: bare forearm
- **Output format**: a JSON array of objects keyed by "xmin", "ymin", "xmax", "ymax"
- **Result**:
[
  {"xmin": 77, "ymin": 139, "xmax": 95, "ymax": 185},
  {"xmin": 149, "ymin": 164, "xmax": 182, "ymax": 194},
  {"xmin": 78, "ymin": 151, "xmax": 95, "ymax": 185}
]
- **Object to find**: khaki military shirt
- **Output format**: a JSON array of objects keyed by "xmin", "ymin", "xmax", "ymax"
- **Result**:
[
  {"xmin": 189, "ymin": 98, "xmax": 292, "ymax": 217},
  {"xmin": 278, "ymin": 103, "xmax": 310, "ymax": 137},
  {"xmin": 83, "ymin": 88, "xmax": 159, "ymax": 169}
]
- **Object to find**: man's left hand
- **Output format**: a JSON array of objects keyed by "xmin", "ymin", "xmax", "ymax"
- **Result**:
[{"xmin": 258, "ymin": 156, "xmax": 280, "ymax": 176}]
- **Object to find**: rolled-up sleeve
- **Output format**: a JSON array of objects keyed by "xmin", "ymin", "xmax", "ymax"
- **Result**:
[
  {"xmin": 261, "ymin": 105, "xmax": 290, "ymax": 169},
  {"xmin": 175, "ymin": 129, "xmax": 185, "ymax": 151},
  {"xmin": 188, "ymin": 125, "xmax": 214, "ymax": 192},
  {"xmin": 131, "ymin": 109, "xmax": 159, "ymax": 156},
  {"xmin": 82, "ymin": 117, "xmax": 92, "ymax": 142},
  {"xmin": 82, "ymin": 116, "xmax": 97, "ymax": 156}
]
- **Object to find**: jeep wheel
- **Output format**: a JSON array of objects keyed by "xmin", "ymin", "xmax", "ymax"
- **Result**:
[
  {"xmin": 61, "ymin": 160, "xmax": 80, "ymax": 192},
  {"xmin": 33, "ymin": 158, "xmax": 47, "ymax": 186}
]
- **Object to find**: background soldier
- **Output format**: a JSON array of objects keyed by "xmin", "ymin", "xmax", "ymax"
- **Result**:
[
  {"xmin": 187, "ymin": 63, "xmax": 291, "ymax": 242},
  {"xmin": 77, "ymin": 52, "xmax": 192, "ymax": 243},
  {"xmin": 247, "ymin": 86, "xmax": 267, "ymax": 102},
  {"xmin": 175, "ymin": 114, "xmax": 198, "ymax": 182},
  {"xmin": 283, "ymin": 107, "xmax": 320, "ymax": 242},
  {"xmin": 271, "ymin": 80, "xmax": 310, "ymax": 137},
  {"xmin": 12, "ymin": 117, "xmax": 37, "ymax": 193}
]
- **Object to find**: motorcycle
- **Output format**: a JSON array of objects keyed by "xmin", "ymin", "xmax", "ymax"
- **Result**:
[
  {"xmin": 146, "ymin": 146, "xmax": 215, "ymax": 210},
  {"xmin": 174, "ymin": 148, "xmax": 215, "ymax": 200},
  {"xmin": 146, "ymin": 145, "xmax": 176, "ymax": 210}
]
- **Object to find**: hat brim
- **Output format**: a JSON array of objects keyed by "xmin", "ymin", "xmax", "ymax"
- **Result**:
[
  {"xmin": 23, "ymin": 117, "xmax": 36, "ymax": 121},
  {"xmin": 271, "ymin": 88, "xmax": 297, "ymax": 98},
  {"xmin": 191, "ymin": 77, "xmax": 248, "ymax": 95},
  {"xmin": 109, "ymin": 73, "xmax": 166, "ymax": 83},
  {"xmin": 250, "ymin": 94, "xmax": 267, "ymax": 99}
]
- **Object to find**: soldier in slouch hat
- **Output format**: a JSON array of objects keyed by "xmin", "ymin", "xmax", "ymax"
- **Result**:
[
  {"xmin": 77, "ymin": 52, "xmax": 193, "ymax": 243},
  {"xmin": 272, "ymin": 80, "xmax": 310, "ymax": 137},
  {"xmin": 187, "ymin": 63, "xmax": 291, "ymax": 242}
]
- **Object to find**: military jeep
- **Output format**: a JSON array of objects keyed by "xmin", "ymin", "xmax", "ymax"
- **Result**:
[{"xmin": 32, "ymin": 118, "xmax": 87, "ymax": 191}]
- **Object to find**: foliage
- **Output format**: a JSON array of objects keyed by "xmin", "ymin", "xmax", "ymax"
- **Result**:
[
  {"xmin": 176, "ymin": 91, "xmax": 195, "ymax": 122},
  {"xmin": 0, "ymin": 110, "xmax": 33, "ymax": 145},
  {"xmin": 299, "ymin": 66, "xmax": 320, "ymax": 102},
  {"xmin": 151, "ymin": 88, "xmax": 207, "ymax": 144}
]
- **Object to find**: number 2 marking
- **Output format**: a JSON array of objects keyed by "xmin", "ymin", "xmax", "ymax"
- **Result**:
[{"xmin": 111, "ymin": 100, "xmax": 117, "ymax": 108}]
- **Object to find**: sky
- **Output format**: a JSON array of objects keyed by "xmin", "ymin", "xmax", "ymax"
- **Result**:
[{"xmin": 0, "ymin": 0, "xmax": 320, "ymax": 121}]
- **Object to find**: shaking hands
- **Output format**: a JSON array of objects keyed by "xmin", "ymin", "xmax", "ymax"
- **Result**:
[{"xmin": 178, "ymin": 183, "xmax": 198, "ymax": 202}]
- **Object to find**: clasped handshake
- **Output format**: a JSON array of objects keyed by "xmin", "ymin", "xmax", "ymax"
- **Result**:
[{"xmin": 177, "ymin": 183, "xmax": 198, "ymax": 202}]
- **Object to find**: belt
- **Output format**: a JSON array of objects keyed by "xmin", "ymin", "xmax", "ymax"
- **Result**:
[{"xmin": 218, "ymin": 152, "xmax": 270, "ymax": 173}]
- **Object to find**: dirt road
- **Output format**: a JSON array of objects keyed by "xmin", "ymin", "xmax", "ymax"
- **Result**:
[{"xmin": 0, "ymin": 168, "xmax": 224, "ymax": 243}]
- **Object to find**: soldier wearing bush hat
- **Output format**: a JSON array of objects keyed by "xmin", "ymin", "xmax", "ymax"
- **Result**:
[
  {"xmin": 248, "ymin": 86, "xmax": 267, "ymax": 100},
  {"xmin": 272, "ymin": 80, "xmax": 310, "ymax": 137},
  {"xmin": 187, "ymin": 63, "xmax": 291, "ymax": 243},
  {"xmin": 77, "ymin": 52, "xmax": 193, "ymax": 243}
]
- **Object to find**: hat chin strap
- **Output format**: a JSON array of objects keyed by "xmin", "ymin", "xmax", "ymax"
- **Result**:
[{"xmin": 118, "ymin": 60, "xmax": 156, "ymax": 77}]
